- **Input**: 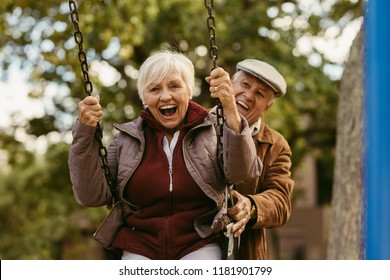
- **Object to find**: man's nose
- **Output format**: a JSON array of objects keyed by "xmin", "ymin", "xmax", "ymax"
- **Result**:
[{"xmin": 244, "ymin": 89, "xmax": 255, "ymax": 100}]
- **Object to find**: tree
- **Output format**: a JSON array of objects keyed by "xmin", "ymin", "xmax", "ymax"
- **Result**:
[{"xmin": 327, "ymin": 26, "xmax": 364, "ymax": 259}]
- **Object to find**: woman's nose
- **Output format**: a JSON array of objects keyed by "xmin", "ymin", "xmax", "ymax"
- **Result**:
[{"xmin": 160, "ymin": 87, "xmax": 172, "ymax": 100}]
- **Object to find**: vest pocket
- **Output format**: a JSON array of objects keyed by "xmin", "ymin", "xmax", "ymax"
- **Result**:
[{"xmin": 93, "ymin": 201, "xmax": 125, "ymax": 248}]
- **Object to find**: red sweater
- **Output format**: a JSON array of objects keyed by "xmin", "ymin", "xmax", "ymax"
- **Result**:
[{"xmin": 112, "ymin": 102, "xmax": 219, "ymax": 259}]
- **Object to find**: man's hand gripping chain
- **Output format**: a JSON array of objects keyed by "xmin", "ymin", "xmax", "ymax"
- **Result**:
[{"xmin": 224, "ymin": 185, "xmax": 240, "ymax": 258}]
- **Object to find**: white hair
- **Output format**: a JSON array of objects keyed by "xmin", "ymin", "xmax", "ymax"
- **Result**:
[{"xmin": 137, "ymin": 50, "xmax": 195, "ymax": 103}]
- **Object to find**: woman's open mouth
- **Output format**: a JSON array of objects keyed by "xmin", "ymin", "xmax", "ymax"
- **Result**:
[{"xmin": 160, "ymin": 104, "xmax": 177, "ymax": 117}]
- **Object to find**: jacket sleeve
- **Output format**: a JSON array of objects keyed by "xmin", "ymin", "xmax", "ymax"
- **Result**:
[
  {"xmin": 222, "ymin": 115, "xmax": 262, "ymax": 184},
  {"xmin": 248, "ymin": 137, "xmax": 294, "ymax": 229},
  {"xmin": 68, "ymin": 120, "xmax": 112, "ymax": 207}
]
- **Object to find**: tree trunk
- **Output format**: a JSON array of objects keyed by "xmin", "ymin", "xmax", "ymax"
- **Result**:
[{"xmin": 327, "ymin": 27, "xmax": 364, "ymax": 259}]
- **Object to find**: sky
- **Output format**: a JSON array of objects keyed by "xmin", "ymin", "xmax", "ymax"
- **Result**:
[{"xmin": 0, "ymin": 64, "xmax": 43, "ymax": 127}]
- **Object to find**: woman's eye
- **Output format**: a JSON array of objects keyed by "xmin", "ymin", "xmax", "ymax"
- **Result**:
[{"xmin": 171, "ymin": 85, "xmax": 181, "ymax": 90}]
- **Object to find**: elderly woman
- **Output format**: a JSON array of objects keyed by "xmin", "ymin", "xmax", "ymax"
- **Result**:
[{"xmin": 68, "ymin": 50, "xmax": 262, "ymax": 260}]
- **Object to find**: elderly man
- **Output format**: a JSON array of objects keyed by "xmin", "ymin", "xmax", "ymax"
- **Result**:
[{"xmin": 207, "ymin": 59, "xmax": 294, "ymax": 260}]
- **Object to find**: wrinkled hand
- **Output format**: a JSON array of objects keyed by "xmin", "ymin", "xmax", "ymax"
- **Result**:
[
  {"xmin": 205, "ymin": 67, "xmax": 236, "ymax": 111},
  {"xmin": 227, "ymin": 190, "xmax": 252, "ymax": 238},
  {"xmin": 78, "ymin": 95, "xmax": 102, "ymax": 127},
  {"xmin": 205, "ymin": 67, "xmax": 242, "ymax": 133}
]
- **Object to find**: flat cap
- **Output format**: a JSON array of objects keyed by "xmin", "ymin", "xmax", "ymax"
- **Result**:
[{"xmin": 236, "ymin": 59, "xmax": 287, "ymax": 97}]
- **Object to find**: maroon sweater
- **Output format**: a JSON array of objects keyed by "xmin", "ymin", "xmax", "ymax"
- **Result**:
[{"xmin": 112, "ymin": 102, "xmax": 219, "ymax": 259}]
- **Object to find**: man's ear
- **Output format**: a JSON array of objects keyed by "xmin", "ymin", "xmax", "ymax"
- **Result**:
[{"xmin": 264, "ymin": 99, "xmax": 274, "ymax": 113}]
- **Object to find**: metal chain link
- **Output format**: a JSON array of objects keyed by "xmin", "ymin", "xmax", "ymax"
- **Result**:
[
  {"xmin": 205, "ymin": 0, "xmax": 233, "ymax": 187},
  {"xmin": 205, "ymin": 0, "xmax": 238, "ymax": 259},
  {"xmin": 205, "ymin": 0, "xmax": 219, "ymax": 69},
  {"xmin": 68, "ymin": 0, "xmax": 117, "ymax": 202},
  {"xmin": 205, "ymin": 0, "xmax": 224, "ymax": 174},
  {"xmin": 69, "ymin": 0, "xmax": 93, "ymax": 95}
]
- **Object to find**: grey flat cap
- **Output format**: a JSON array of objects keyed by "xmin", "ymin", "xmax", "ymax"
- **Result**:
[{"xmin": 236, "ymin": 59, "xmax": 287, "ymax": 97}]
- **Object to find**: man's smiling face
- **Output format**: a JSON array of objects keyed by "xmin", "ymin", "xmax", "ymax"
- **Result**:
[{"xmin": 232, "ymin": 71, "xmax": 276, "ymax": 126}]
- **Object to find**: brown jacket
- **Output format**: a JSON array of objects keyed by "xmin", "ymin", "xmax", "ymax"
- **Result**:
[{"xmin": 235, "ymin": 122, "xmax": 294, "ymax": 260}]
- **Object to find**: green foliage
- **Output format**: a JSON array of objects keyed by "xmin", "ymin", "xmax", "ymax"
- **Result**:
[
  {"xmin": 0, "ymin": 0, "xmax": 363, "ymax": 259},
  {"xmin": 0, "ymin": 138, "xmax": 107, "ymax": 259}
]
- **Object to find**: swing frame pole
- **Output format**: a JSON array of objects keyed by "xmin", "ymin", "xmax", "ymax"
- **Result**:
[{"xmin": 364, "ymin": 0, "xmax": 390, "ymax": 259}]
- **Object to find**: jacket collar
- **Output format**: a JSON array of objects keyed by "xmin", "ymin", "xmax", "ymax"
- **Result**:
[
  {"xmin": 114, "ymin": 118, "xmax": 143, "ymax": 139},
  {"xmin": 253, "ymin": 121, "xmax": 274, "ymax": 145},
  {"xmin": 249, "ymin": 119, "xmax": 261, "ymax": 136}
]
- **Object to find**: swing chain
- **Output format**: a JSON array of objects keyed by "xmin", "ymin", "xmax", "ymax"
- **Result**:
[
  {"xmin": 204, "ymin": 0, "xmax": 223, "ymax": 164},
  {"xmin": 68, "ymin": 0, "xmax": 117, "ymax": 202},
  {"xmin": 205, "ymin": 0, "xmax": 238, "ymax": 259},
  {"xmin": 69, "ymin": 0, "xmax": 93, "ymax": 95},
  {"xmin": 204, "ymin": 0, "xmax": 230, "ymax": 187},
  {"xmin": 204, "ymin": 0, "xmax": 219, "ymax": 69}
]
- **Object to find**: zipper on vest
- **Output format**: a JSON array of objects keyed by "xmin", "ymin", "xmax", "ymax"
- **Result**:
[
  {"xmin": 169, "ymin": 166, "xmax": 173, "ymax": 192},
  {"xmin": 163, "ymin": 132, "xmax": 179, "ymax": 193}
]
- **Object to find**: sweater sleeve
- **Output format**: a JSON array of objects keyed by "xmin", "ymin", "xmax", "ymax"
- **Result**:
[
  {"xmin": 222, "ymin": 115, "xmax": 262, "ymax": 184},
  {"xmin": 68, "ymin": 120, "xmax": 112, "ymax": 207}
]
